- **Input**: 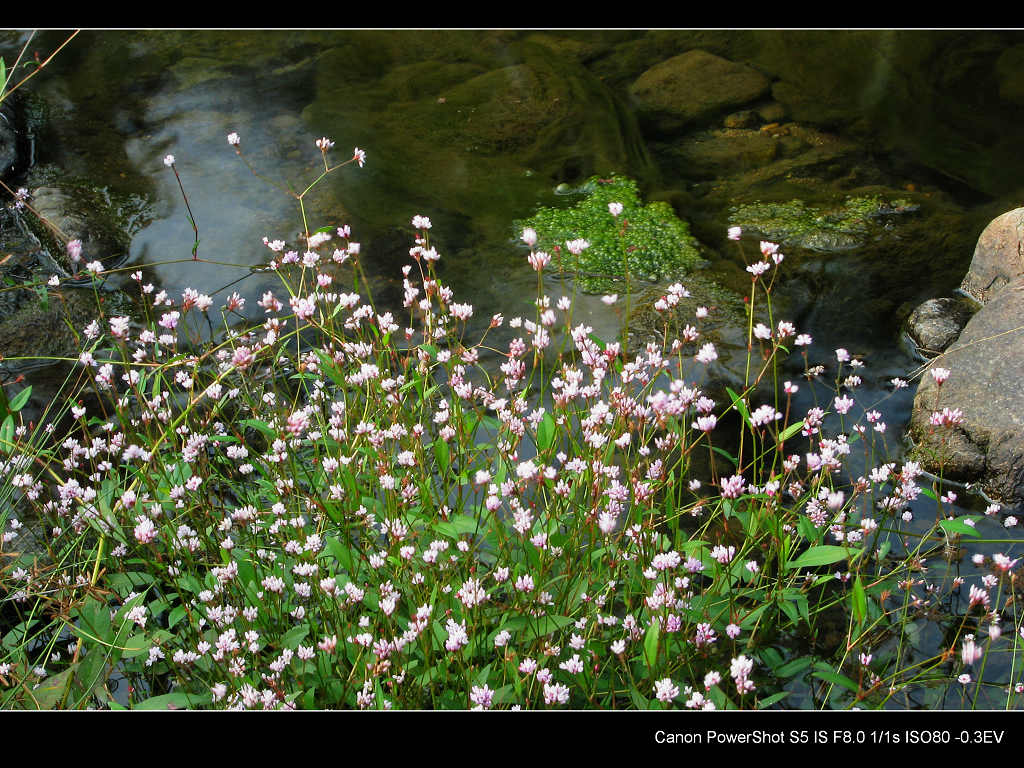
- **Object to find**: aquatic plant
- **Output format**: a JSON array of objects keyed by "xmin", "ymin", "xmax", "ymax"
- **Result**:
[
  {"xmin": 729, "ymin": 195, "xmax": 918, "ymax": 252},
  {"xmin": 515, "ymin": 174, "xmax": 701, "ymax": 293},
  {"xmin": 0, "ymin": 136, "xmax": 1020, "ymax": 711}
]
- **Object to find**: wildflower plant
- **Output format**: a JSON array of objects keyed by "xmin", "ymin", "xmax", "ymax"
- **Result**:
[{"xmin": 0, "ymin": 131, "xmax": 1021, "ymax": 710}]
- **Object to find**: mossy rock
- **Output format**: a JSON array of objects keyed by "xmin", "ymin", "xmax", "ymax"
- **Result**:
[
  {"xmin": 20, "ymin": 168, "xmax": 153, "ymax": 272},
  {"xmin": 515, "ymin": 174, "xmax": 702, "ymax": 293},
  {"xmin": 728, "ymin": 194, "xmax": 919, "ymax": 253}
]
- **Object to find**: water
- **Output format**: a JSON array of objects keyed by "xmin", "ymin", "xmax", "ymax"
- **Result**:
[{"xmin": 3, "ymin": 29, "xmax": 1023, "ymax": 709}]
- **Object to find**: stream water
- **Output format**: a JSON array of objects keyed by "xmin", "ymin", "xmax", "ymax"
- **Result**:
[{"xmin": 3, "ymin": 29, "xmax": 1024, "ymax": 709}]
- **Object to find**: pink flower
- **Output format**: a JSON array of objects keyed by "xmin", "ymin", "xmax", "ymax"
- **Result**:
[
  {"xmin": 653, "ymin": 678, "xmax": 679, "ymax": 703},
  {"xmin": 695, "ymin": 343, "xmax": 718, "ymax": 365},
  {"xmin": 528, "ymin": 250, "xmax": 551, "ymax": 272},
  {"xmin": 727, "ymin": 226, "xmax": 742, "ymax": 240},
  {"xmin": 469, "ymin": 684, "xmax": 494, "ymax": 710},
  {"xmin": 833, "ymin": 394, "xmax": 855, "ymax": 415},
  {"xmin": 720, "ymin": 474, "xmax": 745, "ymax": 499}
]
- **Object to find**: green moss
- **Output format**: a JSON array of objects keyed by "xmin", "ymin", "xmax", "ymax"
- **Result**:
[
  {"xmin": 729, "ymin": 195, "xmax": 916, "ymax": 252},
  {"xmin": 515, "ymin": 174, "xmax": 701, "ymax": 293}
]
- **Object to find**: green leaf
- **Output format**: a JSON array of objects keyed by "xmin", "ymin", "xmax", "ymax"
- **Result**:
[
  {"xmin": 239, "ymin": 419, "xmax": 276, "ymax": 437},
  {"xmin": 501, "ymin": 614, "xmax": 574, "ymax": 640},
  {"xmin": 167, "ymin": 605, "xmax": 188, "ymax": 630},
  {"xmin": 776, "ymin": 655, "xmax": 813, "ymax": 678},
  {"xmin": 8, "ymin": 385, "xmax": 31, "ymax": 412},
  {"xmin": 786, "ymin": 545, "xmax": 854, "ymax": 570},
  {"xmin": 31, "ymin": 667, "xmax": 75, "ymax": 710},
  {"xmin": 812, "ymin": 664, "xmax": 859, "ymax": 694},
  {"xmin": 77, "ymin": 596, "xmax": 112, "ymax": 644},
  {"xmin": 281, "ymin": 623, "xmax": 310, "ymax": 649},
  {"xmin": 326, "ymin": 535, "xmax": 354, "ymax": 575},
  {"xmin": 757, "ymin": 691, "xmax": 791, "ymax": 709},
  {"xmin": 710, "ymin": 445, "xmax": 738, "ymax": 468},
  {"xmin": 435, "ymin": 515, "xmax": 481, "ymax": 539},
  {"xmin": 0, "ymin": 414, "xmax": 13, "ymax": 452},
  {"xmin": 758, "ymin": 646, "xmax": 784, "ymax": 670},
  {"xmin": 778, "ymin": 597, "xmax": 800, "ymax": 624},
  {"xmin": 120, "ymin": 633, "xmax": 152, "ymax": 658},
  {"xmin": 851, "ymin": 575, "xmax": 867, "ymax": 625},
  {"xmin": 73, "ymin": 651, "xmax": 109, "ymax": 707},
  {"xmin": 642, "ymin": 621, "xmax": 660, "ymax": 674},
  {"xmin": 134, "ymin": 691, "xmax": 212, "ymax": 710},
  {"xmin": 777, "ymin": 419, "xmax": 806, "ymax": 442},
  {"xmin": 434, "ymin": 438, "xmax": 450, "ymax": 473},
  {"xmin": 938, "ymin": 517, "xmax": 982, "ymax": 538},
  {"xmin": 536, "ymin": 412, "xmax": 556, "ymax": 452},
  {"xmin": 628, "ymin": 685, "xmax": 649, "ymax": 710},
  {"xmin": 726, "ymin": 387, "xmax": 751, "ymax": 427}
]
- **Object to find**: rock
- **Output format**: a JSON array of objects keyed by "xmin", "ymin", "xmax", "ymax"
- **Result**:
[
  {"xmin": 756, "ymin": 102, "xmax": 787, "ymax": 124},
  {"xmin": 904, "ymin": 297, "xmax": 974, "ymax": 357},
  {"xmin": 908, "ymin": 279, "xmax": 1024, "ymax": 504},
  {"xmin": 0, "ymin": 105, "xmax": 20, "ymax": 180},
  {"xmin": 0, "ymin": 97, "xmax": 30, "ymax": 183},
  {"xmin": 0, "ymin": 246, "xmax": 103, "ymax": 373},
  {"xmin": 628, "ymin": 50, "xmax": 771, "ymax": 134},
  {"xmin": 671, "ymin": 128, "xmax": 779, "ymax": 178},
  {"xmin": 723, "ymin": 110, "xmax": 759, "ymax": 129},
  {"xmin": 304, "ymin": 37, "xmax": 654, "ymax": 237},
  {"xmin": 728, "ymin": 194, "xmax": 920, "ymax": 253},
  {"xmin": 995, "ymin": 45, "xmax": 1024, "ymax": 106},
  {"xmin": 959, "ymin": 207, "xmax": 1024, "ymax": 304},
  {"xmin": 23, "ymin": 183, "xmax": 135, "ymax": 273}
]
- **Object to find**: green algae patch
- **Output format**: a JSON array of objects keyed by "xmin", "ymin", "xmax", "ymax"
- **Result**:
[
  {"xmin": 515, "ymin": 175, "xmax": 701, "ymax": 293},
  {"xmin": 728, "ymin": 195, "xmax": 918, "ymax": 253}
]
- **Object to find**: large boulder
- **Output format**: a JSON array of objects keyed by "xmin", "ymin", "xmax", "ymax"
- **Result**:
[
  {"xmin": 959, "ymin": 207, "xmax": 1024, "ymax": 304},
  {"xmin": 908, "ymin": 211, "xmax": 1024, "ymax": 504},
  {"xmin": 628, "ymin": 50, "xmax": 771, "ymax": 134},
  {"xmin": 909, "ymin": 285, "xmax": 1024, "ymax": 502}
]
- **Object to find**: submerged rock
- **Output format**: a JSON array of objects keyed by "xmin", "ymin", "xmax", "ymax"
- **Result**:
[
  {"xmin": 629, "ymin": 50, "xmax": 771, "ymax": 134},
  {"xmin": 729, "ymin": 194, "xmax": 921, "ymax": 253},
  {"xmin": 18, "ymin": 171, "xmax": 151, "ymax": 273},
  {"xmin": 304, "ymin": 34, "xmax": 655, "ymax": 238}
]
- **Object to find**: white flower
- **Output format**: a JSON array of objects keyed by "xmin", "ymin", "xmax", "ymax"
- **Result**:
[
  {"xmin": 227, "ymin": 132, "xmax": 241, "ymax": 146},
  {"xmin": 163, "ymin": 154, "xmax": 175, "ymax": 167}
]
